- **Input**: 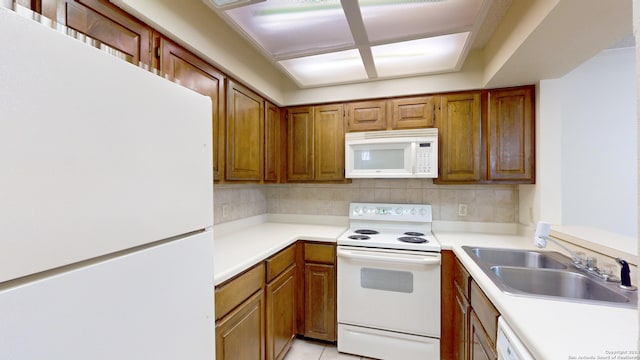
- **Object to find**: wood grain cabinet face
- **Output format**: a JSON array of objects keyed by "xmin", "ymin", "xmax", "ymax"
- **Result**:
[
  {"xmin": 287, "ymin": 107, "xmax": 315, "ymax": 181},
  {"xmin": 216, "ymin": 290, "xmax": 265, "ymax": 360},
  {"xmin": 227, "ymin": 81, "xmax": 264, "ymax": 181},
  {"xmin": 390, "ymin": 96, "xmax": 438, "ymax": 129},
  {"xmin": 264, "ymin": 102, "xmax": 284, "ymax": 183},
  {"xmin": 298, "ymin": 242, "xmax": 337, "ymax": 342},
  {"xmin": 287, "ymin": 106, "xmax": 345, "ymax": 182},
  {"xmin": 159, "ymin": 38, "xmax": 225, "ymax": 182},
  {"xmin": 437, "ymin": 92, "xmax": 482, "ymax": 182},
  {"xmin": 469, "ymin": 311, "xmax": 497, "ymax": 360},
  {"xmin": 346, "ymin": 100, "xmax": 386, "ymax": 132},
  {"xmin": 487, "ymin": 86, "xmax": 535, "ymax": 182},
  {"xmin": 314, "ymin": 105, "xmax": 345, "ymax": 181},
  {"xmin": 60, "ymin": 0, "xmax": 152, "ymax": 65},
  {"xmin": 266, "ymin": 265, "xmax": 297, "ymax": 360}
]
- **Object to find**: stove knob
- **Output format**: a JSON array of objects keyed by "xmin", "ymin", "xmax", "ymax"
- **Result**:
[
  {"xmin": 354, "ymin": 206, "xmax": 361, "ymax": 215},
  {"xmin": 395, "ymin": 207, "xmax": 403, "ymax": 215},
  {"xmin": 419, "ymin": 208, "xmax": 427, "ymax": 216},
  {"xmin": 410, "ymin": 208, "xmax": 417, "ymax": 215}
]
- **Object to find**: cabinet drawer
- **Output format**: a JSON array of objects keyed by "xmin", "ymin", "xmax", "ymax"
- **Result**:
[
  {"xmin": 215, "ymin": 262, "xmax": 265, "ymax": 320},
  {"xmin": 266, "ymin": 244, "xmax": 296, "ymax": 283},
  {"xmin": 304, "ymin": 242, "xmax": 336, "ymax": 264},
  {"xmin": 454, "ymin": 258, "xmax": 470, "ymax": 299},
  {"xmin": 470, "ymin": 280, "xmax": 499, "ymax": 346}
]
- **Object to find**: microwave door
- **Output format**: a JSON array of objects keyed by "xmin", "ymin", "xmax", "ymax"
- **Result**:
[{"xmin": 347, "ymin": 142, "xmax": 413, "ymax": 177}]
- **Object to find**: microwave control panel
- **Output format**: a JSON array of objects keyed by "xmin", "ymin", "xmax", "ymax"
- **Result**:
[{"xmin": 416, "ymin": 142, "xmax": 434, "ymax": 174}]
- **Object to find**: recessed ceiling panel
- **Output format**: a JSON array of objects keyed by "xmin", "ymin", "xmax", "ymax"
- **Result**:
[
  {"xmin": 226, "ymin": 0, "xmax": 354, "ymax": 58},
  {"xmin": 372, "ymin": 32, "xmax": 470, "ymax": 77},
  {"xmin": 279, "ymin": 49, "xmax": 368, "ymax": 86},
  {"xmin": 359, "ymin": 0, "xmax": 484, "ymax": 43}
]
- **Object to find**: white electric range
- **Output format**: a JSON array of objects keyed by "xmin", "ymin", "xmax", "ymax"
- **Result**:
[{"xmin": 336, "ymin": 202, "xmax": 442, "ymax": 360}]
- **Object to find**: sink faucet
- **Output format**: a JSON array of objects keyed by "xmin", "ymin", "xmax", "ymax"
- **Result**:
[
  {"xmin": 534, "ymin": 221, "xmax": 581, "ymax": 263},
  {"xmin": 616, "ymin": 258, "xmax": 637, "ymax": 291}
]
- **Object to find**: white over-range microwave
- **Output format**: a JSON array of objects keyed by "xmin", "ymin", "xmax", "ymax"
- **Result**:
[{"xmin": 345, "ymin": 128, "xmax": 438, "ymax": 178}]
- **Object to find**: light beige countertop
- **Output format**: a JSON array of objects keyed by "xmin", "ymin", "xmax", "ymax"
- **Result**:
[
  {"xmin": 213, "ymin": 216, "xmax": 638, "ymax": 358},
  {"xmin": 436, "ymin": 231, "xmax": 639, "ymax": 360},
  {"xmin": 213, "ymin": 215, "xmax": 347, "ymax": 285}
]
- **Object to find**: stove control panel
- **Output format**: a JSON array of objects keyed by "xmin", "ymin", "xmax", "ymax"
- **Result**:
[{"xmin": 350, "ymin": 202, "xmax": 432, "ymax": 222}]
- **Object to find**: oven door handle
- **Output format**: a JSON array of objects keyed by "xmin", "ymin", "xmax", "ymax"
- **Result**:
[{"xmin": 337, "ymin": 248, "xmax": 440, "ymax": 265}]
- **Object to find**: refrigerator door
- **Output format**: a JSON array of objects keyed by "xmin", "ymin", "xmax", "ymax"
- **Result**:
[
  {"xmin": 0, "ymin": 231, "xmax": 214, "ymax": 360},
  {"xmin": 0, "ymin": 7, "xmax": 213, "ymax": 283}
]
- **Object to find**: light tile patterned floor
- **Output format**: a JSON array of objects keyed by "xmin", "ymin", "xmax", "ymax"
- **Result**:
[{"xmin": 284, "ymin": 338, "xmax": 377, "ymax": 360}]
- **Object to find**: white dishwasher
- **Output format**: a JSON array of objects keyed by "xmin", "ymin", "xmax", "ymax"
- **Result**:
[{"xmin": 497, "ymin": 317, "xmax": 535, "ymax": 360}]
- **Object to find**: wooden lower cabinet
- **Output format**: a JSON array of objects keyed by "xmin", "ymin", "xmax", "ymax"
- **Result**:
[
  {"xmin": 469, "ymin": 311, "xmax": 497, "ymax": 360},
  {"xmin": 297, "ymin": 241, "xmax": 337, "ymax": 342},
  {"xmin": 266, "ymin": 250, "xmax": 297, "ymax": 360},
  {"xmin": 216, "ymin": 289, "xmax": 265, "ymax": 360},
  {"xmin": 442, "ymin": 251, "xmax": 499, "ymax": 360},
  {"xmin": 303, "ymin": 263, "xmax": 336, "ymax": 341}
]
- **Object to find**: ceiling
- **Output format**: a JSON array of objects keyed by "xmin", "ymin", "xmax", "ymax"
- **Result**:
[{"xmin": 203, "ymin": 0, "xmax": 512, "ymax": 88}]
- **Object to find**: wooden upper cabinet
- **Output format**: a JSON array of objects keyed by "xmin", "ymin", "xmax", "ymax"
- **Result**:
[
  {"xmin": 487, "ymin": 86, "xmax": 535, "ymax": 183},
  {"xmin": 264, "ymin": 101, "xmax": 284, "ymax": 183},
  {"xmin": 346, "ymin": 100, "xmax": 386, "ymax": 132},
  {"xmin": 159, "ymin": 38, "xmax": 225, "ymax": 182},
  {"xmin": 227, "ymin": 81, "xmax": 264, "ymax": 181},
  {"xmin": 287, "ymin": 106, "xmax": 315, "ymax": 181},
  {"xmin": 314, "ymin": 105, "xmax": 345, "ymax": 181},
  {"xmin": 60, "ymin": 0, "xmax": 152, "ymax": 65},
  {"xmin": 390, "ymin": 96, "xmax": 438, "ymax": 129},
  {"xmin": 437, "ymin": 92, "xmax": 482, "ymax": 182}
]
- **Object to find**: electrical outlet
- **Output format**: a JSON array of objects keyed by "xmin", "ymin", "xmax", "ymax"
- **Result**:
[
  {"xmin": 458, "ymin": 203, "xmax": 468, "ymax": 217},
  {"xmin": 222, "ymin": 204, "xmax": 230, "ymax": 219}
]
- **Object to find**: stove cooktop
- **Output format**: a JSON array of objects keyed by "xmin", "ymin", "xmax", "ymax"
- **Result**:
[{"xmin": 337, "ymin": 202, "xmax": 441, "ymax": 252}]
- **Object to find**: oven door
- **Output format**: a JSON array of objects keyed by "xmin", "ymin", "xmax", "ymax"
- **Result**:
[{"xmin": 337, "ymin": 246, "xmax": 441, "ymax": 337}]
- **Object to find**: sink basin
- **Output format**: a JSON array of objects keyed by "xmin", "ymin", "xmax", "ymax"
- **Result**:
[
  {"xmin": 491, "ymin": 266, "xmax": 631, "ymax": 304},
  {"xmin": 461, "ymin": 246, "xmax": 637, "ymax": 308},
  {"xmin": 466, "ymin": 247, "xmax": 567, "ymax": 269}
]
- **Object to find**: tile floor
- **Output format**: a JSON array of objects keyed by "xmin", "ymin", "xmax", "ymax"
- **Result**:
[{"xmin": 283, "ymin": 338, "xmax": 377, "ymax": 360}]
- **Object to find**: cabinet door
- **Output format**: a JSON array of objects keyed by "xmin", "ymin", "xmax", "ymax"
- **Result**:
[
  {"xmin": 487, "ymin": 86, "xmax": 535, "ymax": 182},
  {"xmin": 390, "ymin": 96, "xmax": 438, "ymax": 129},
  {"xmin": 264, "ymin": 102, "xmax": 283, "ymax": 182},
  {"xmin": 438, "ymin": 93, "xmax": 482, "ymax": 182},
  {"xmin": 453, "ymin": 284, "xmax": 470, "ymax": 360},
  {"xmin": 304, "ymin": 263, "xmax": 336, "ymax": 341},
  {"xmin": 227, "ymin": 81, "xmax": 264, "ymax": 181},
  {"xmin": 61, "ymin": 0, "xmax": 152, "ymax": 65},
  {"xmin": 346, "ymin": 100, "xmax": 386, "ymax": 131},
  {"xmin": 159, "ymin": 38, "xmax": 225, "ymax": 182},
  {"xmin": 314, "ymin": 105, "xmax": 345, "ymax": 181},
  {"xmin": 216, "ymin": 290, "xmax": 265, "ymax": 360},
  {"xmin": 266, "ymin": 265, "xmax": 297, "ymax": 360},
  {"xmin": 469, "ymin": 311, "xmax": 497, "ymax": 360},
  {"xmin": 287, "ymin": 106, "xmax": 314, "ymax": 181}
]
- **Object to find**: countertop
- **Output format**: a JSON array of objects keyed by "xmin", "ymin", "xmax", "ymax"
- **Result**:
[{"xmin": 213, "ymin": 217, "xmax": 639, "ymax": 359}]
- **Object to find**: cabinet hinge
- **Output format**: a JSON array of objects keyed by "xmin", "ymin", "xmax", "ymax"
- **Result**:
[{"xmin": 155, "ymin": 46, "xmax": 161, "ymax": 59}]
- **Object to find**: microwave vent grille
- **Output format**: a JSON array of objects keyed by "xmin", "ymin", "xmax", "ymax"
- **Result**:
[{"xmin": 346, "ymin": 128, "xmax": 437, "ymax": 140}]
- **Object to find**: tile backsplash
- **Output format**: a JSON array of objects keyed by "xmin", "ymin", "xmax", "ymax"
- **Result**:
[{"xmin": 214, "ymin": 179, "xmax": 518, "ymax": 225}]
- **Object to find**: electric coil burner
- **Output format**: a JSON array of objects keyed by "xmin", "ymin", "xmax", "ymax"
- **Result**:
[
  {"xmin": 348, "ymin": 235, "xmax": 370, "ymax": 240},
  {"xmin": 398, "ymin": 236, "xmax": 428, "ymax": 244}
]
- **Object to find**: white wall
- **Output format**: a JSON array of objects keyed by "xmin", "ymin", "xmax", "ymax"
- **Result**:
[{"xmin": 524, "ymin": 47, "xmax": 638, "ymax": 238}]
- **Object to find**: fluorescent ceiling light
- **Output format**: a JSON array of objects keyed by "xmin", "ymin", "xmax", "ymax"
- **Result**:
[
  {"xmin": 206, "ymin": 0, "xmax": 265, "ymax": 10},
  {"xmin": 226, "ymin": 0, "xmax": 353, "ymax": 58},
  {"xmin": 372, "ymin": 32, "xmax": 470, "ymax": 77},
  {"xmin": 279, "ymin": 49, "xmax": 368, "ymax": 87},
  {"xmin": 206, "ymin": 0, "xmax": 488, "ymax": 87}
]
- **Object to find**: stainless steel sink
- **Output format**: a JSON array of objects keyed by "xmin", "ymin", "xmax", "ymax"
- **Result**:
[
  {"xmin": 490, "ymin": 266, "xmax": 631, "ymax": 304},
  {"xmin": 466, "ymin": 247, "xmax": 567, "ymax": 269},
  {"xmin": 462, "ymin": 246, "xmax": 637, "ymax": 308}
]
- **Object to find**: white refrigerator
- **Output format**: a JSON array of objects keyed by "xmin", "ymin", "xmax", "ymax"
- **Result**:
[{"xmin": 0, "ymin": 5, "xmax": 215, "ymax": 359}]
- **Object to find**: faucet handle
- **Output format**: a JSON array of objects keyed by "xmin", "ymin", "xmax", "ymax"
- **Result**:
[{"xmin": 616, "ymin": 258, "xmax": 637, "ymax": 291}]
